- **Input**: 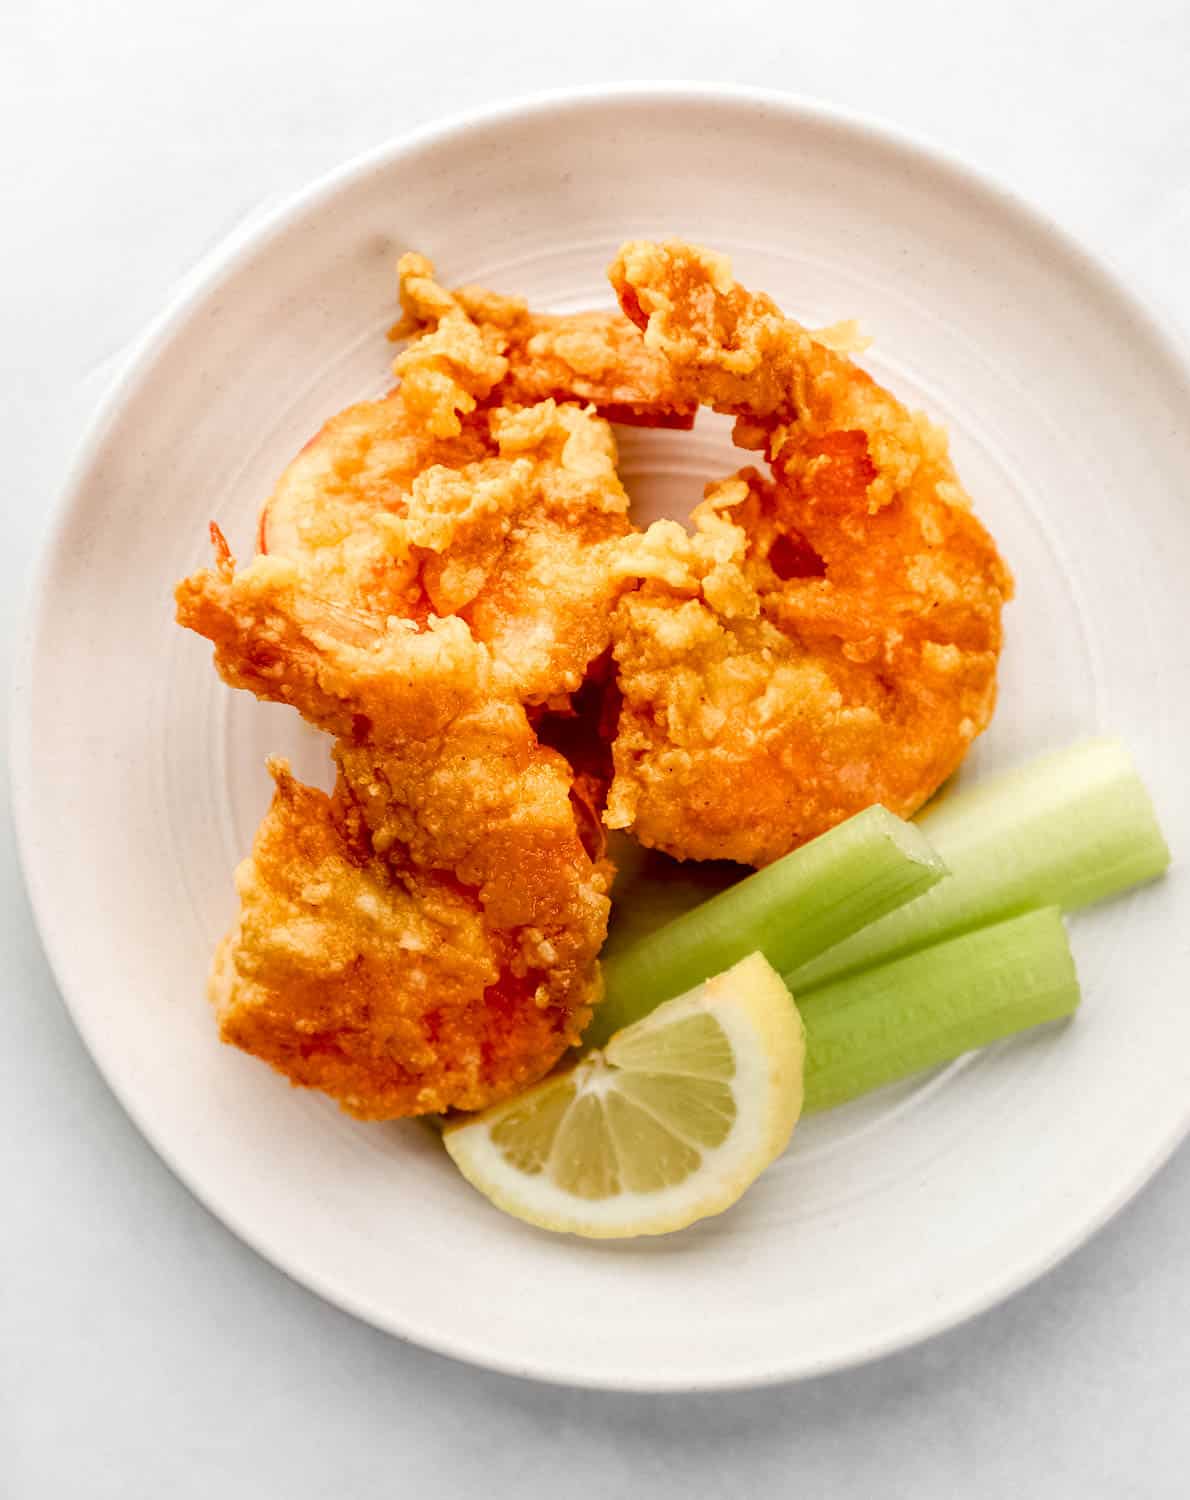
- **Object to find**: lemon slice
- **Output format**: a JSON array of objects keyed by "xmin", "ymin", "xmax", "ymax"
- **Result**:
[{"xmin": 444, "ymin": 952, "xmax": 805, "ymax": 1238}]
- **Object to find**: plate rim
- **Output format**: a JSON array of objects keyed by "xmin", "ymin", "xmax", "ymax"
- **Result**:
[{"xmin": 12, "ymin": 81, "xmax": 1190, "ymax": 1392}]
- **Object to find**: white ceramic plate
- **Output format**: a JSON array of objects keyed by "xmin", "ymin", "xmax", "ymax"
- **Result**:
[{"xmin": 13, "ymin": 86, "xmax": 1190, "ymax": 1391}]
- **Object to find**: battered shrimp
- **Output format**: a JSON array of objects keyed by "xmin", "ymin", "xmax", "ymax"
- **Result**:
[
  {"xmin": 603, "ymin": 241, "xmax": 1013, "ymax": 867},
  {"xmin": 212, "ymin": 763, "xmax": 598, "ymax": 1118},
  {"xmin": 177, "ymin": 547, "xmax": 610, "ymax": 1118},
  {"xmin": 261, "ymin": 284, "xmax": 636, "ymax": 708},
  {"xmin": 258, "ymin": 254, "xmax": 696, "ymax": 709}
]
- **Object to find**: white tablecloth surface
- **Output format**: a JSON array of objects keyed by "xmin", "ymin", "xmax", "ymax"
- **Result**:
[{"xmin": 5, "ymin": 3, "xmax": 1190, "ymax": 1493}]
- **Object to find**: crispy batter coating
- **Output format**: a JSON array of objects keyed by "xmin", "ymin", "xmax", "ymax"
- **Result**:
[
  {"xmin": 212, "ymin": 762, "xmax": 598, "ymax": 1118},
  {"xmin": 262, "ymin": 287, "xmax": 634, "ymax": 707},
  {"xmin": 603, "ymin": 241, "xmax": 1012, "ymax": 866},
  {"xmin": 394, "ymin": 252, "xmax": 696, "ymax": 428},
  {"xmin": 256, "ymin": 396, "xmax": 490, "ymax": 622},
  {"xmin": 177, "ymin": 549, "xmax": 610, "ymax": 1117},
  {"xmin": 404, "ymin": 401, "xmax": 633, "ymax": 707}
]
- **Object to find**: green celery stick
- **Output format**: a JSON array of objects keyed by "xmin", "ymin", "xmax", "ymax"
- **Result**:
[
  {"xmin": 585, "ymin": 805, "xmax": 946, "ymax": 1050},
  {"xmin": 800, "ymin": 906, "xmax": 1080, "ymax": 1112},
  {"xmin": 788, "ymin": 739, "xmax": 1169, "ymax": 994}
]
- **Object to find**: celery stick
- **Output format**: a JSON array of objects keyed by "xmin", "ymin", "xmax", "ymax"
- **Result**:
[
  {"xmin": 585, "ymin": 805, "xmax": 947, "ymax": 1050},
  {"xmin": 801, "ymin": 907, "xmax": 1079, "ymax": 1113},
  {"xmin": 788, "ymin": 739, "xmax": 1168, "ymax": 994}
]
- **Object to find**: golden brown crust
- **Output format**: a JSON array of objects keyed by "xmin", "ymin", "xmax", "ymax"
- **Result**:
[
  {"xmin": 176, "ymin": 547, "xmax": 610, "ymax": 1118},
  {"xmin": 603, "ymin": 241, "xmax": 1012, "ymax": 866},
  {"xmin": 211, "ymin": 763, "xmax": 599, "ymax": 1118},
  {"xmin": 394, "ymin": 253, "xmax": 696, "ymax": 428},
  {"xmin": 259, "ymin": 362, "xmax": 636, "ymax": 706}
]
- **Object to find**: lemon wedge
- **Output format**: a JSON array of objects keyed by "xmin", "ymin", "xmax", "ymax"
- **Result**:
[{"xmin": 444, "ymin": 952, "xmax": 805, "ymax": 1238}]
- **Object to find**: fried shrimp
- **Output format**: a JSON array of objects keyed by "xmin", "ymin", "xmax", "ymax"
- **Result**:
[
  {"xmin": 211, "ymin": 762, "xmax": 598, "ymax": 1118},
  {"xmin": 603, "ymin": 241, "xmax": 1013, "ymax": 867},
  {"xmin": 261, "ymin": 316, "xmax": 635, "ymax": 708},
  {"xmin": 177, "ymin": 548, "xmax": 610, "ymax": 1118}
]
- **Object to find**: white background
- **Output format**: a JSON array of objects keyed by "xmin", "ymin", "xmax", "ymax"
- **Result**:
[{"xmin": 5, "ymin": 2, "xmax": 1190, "ymax": 1494}]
